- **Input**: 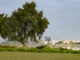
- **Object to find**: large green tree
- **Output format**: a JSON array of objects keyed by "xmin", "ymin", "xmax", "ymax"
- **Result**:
[
  {"xmin": 0, "ymin": 14, "xmax": 10, "ymax": 39},
  {"xmin": 0, "ymin": 2, "xmax": 49, "ymax": 47}
]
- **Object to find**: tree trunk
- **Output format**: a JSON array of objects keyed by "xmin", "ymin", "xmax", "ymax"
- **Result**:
[
  {"xmin": 19, "ymin": 37, "xmax": 27, "ymax": 48},
  {"xmin": 22, "ymin": 42, "xmax": 27, "ymax": 48}
]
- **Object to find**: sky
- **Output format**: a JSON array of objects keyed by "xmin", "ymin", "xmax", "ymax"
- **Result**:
[{"xmin": 0, "ymin": 0, "xmax": 80, "ymax": 40}]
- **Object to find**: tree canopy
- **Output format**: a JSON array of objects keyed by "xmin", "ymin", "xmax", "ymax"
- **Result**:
[{"xmin": 0, "ymin": 2, "xmax": 49, "ymax": 47}]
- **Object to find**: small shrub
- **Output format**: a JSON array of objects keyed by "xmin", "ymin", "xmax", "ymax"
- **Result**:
[
  {"xmin": 72, "ymin": 51, "xmax": 78, "ymax": 54},
  {"xmin": 36, "ymin": 45, "xmax": 47, "ymax": 49}
]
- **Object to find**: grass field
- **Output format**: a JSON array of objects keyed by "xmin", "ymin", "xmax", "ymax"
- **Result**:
[{"xmin": 0, "ymin": 52, "xmax": 80, "ymax": 60}]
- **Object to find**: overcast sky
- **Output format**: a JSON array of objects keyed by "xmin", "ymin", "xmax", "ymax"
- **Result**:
[{"xmin": 0, "ymin": 0, "xmax": 80, "ymax": 40}]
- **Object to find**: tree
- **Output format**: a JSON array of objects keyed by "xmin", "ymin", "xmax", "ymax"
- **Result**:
[
  {"xmin": 0, "ymin": 2, "xmax": 49, "ymax": 48},
  {"xmin": 0, "ymin": 14, "xmax": 10, "ymax": 39}
]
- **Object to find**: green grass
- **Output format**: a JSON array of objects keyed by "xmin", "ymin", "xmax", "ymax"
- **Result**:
[
  {"xmin": 0, "ymin": 52, "xmax": 80, "ymax": 60},
  {"xmin": 0, "ymin": 47, "xmax": 80, "ymax": 54},
  {"xmin": 0, "ymin": 45, "xmax": 80, "ymax": 54},
  {"xmin": 0, "ymin": 46, "xmax": 80, "ymax": 60}
]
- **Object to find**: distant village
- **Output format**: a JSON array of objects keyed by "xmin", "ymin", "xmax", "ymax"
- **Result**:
[
  {"xmin": 45, "ymin": 40, "xmax": 80, "ymax": 50},
  {"xmin": 46, "ymin": 40, "xmax": 80, "ymax": 45}
]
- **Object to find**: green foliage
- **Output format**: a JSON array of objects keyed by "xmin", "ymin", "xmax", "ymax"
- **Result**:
[
  {"xmin": 0, "ymin": 47, "xmax": 80, "ymax": 54},
  {"xmin": 36, "ymin": 45, "xmax": 47, "ymax": 49},
  {"xmin": 0, "ymin": 2, "xmax": 49, "ymax": 46}
]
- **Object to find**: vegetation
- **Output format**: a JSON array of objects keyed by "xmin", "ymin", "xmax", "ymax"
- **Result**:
[
  {"xmin": 74, "ymin": 42, "xmax": 80, "ymax": 44},
  {"xmin": 0, "ymin": 46, "xmax": 80, "ymax": 54},
  {"xmin": 0, "ymin": 1, "xmax": 49, "ymax": 47},
  {"xmin": 0, "ymin": 52, "xmax": 80, "ymax": 60},
  {"xmin": 56, "ymin": 41, "xmax": 63, "ymax": 44}
]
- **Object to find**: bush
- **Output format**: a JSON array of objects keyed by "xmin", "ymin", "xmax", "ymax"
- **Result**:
[{"xmin": 36, "ymin": 45, "xmax": 47, "ymax": 49}]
